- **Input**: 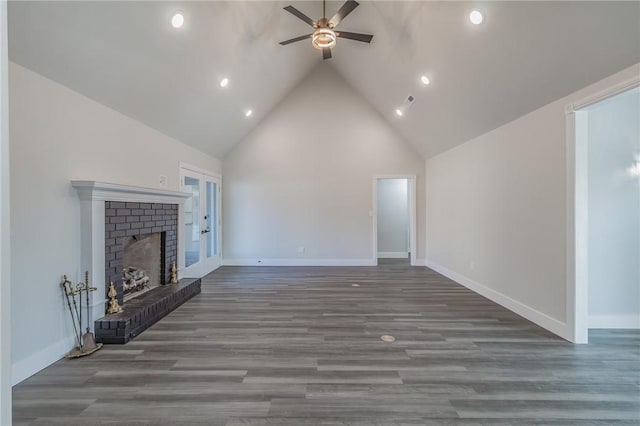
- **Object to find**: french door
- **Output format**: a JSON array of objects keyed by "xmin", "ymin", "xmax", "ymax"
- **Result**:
[{"xmin": 180, "ymin": 167, "xmax": 221, "ymax": 277}]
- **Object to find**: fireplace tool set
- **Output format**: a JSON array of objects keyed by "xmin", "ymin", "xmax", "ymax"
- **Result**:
[{"xmin": 61, "ymin": 271, "xmax": 103, "ymax": 358}]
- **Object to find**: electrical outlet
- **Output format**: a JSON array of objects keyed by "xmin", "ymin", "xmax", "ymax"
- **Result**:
[
  {"xmin": 470, "ymin": 261, "xmax": 476, "ymax": 270},
  {"xmin": 159, "ymin": 175, "xmax": 168, "ymax": 187},
  {"xmin": 298, "ymin": 247, "xmax": 305, "ymax": 253}
]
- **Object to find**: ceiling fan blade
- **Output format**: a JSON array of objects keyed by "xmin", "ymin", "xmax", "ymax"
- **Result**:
[
  {"xmin": 279, "ymin": 34, "xmax": 313, "ymax": 45},
  {"xmin": 322, "ymin": 47, "xmax": 332, "ymax": 60},
  {"xmin": 329, "ymin": 0, "xmax": 359, "ymax": 28},
  {"xmin": 335, "ymin": 31, "xmax": 373, "ymax": 43},
  {"xmin": 283, "ymin": 5, "xmax": 316, "ymax": 27}
]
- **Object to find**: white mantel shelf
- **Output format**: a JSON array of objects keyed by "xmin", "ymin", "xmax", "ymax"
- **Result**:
[{"xmin": 71, "ymin": 180, "xmax": 191, "ymax": 203}]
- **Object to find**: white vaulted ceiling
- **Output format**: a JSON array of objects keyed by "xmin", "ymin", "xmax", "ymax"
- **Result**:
[{"xmin": 8, "ymin": 1, "xmax": 640, "ymax": 158}]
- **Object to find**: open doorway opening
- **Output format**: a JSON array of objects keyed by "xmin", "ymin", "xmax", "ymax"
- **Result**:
[
  {"xmin": 373, "ymin": 176, "xmax": 417, "ymax": 266},
  {"xmin": 572, "ymin": 86, "xmax": 640, "ymax": 342}
]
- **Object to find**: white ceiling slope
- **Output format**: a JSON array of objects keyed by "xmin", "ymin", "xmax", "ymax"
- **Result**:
[{"xmin": 8, "ymin": 1, "xmax": 640, "ymax": 159}]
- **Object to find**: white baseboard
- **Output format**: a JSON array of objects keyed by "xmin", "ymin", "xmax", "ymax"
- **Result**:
[
  {"xmin": 377, "ymin": 251, "xmax": 409, "ymax": 259},
  {"xmin": 589, "ymin": 314, "xmax": 640, "ymax": 329},
  {"xmin": 425, "ymin": 259, "xmax": 571, "ymax": 341},
  {"xmin": 223, "ymin": 258, "xmax": 376, "ymax": 267},
  {"xmin": 412, "ymin": 258, "xmax": 425, "ymax": 266},
  {"xmin": 12, "ymin": 334, "xmax": 75, "ymax": 386}
]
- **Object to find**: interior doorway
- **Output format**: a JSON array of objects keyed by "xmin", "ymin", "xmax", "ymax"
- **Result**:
[
  {"xmin": 571, "ymin": 86, "xmax": 640, "ymax": 342},
  {"xmin": 373, "ymin": 175, "xmax": 417, "ymax": 266}
]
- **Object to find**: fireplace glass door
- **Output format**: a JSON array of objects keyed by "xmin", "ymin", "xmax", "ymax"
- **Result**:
[{"xmin": 181, "ymin": 168, "xmax": 222, "ymax": 277}]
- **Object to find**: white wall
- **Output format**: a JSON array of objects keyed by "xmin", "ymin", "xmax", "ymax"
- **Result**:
[
  {"xmin": 1, "ymin": 1, "xmax": 12, "ymax": 422},
  {"xmin": 223, "ymin": 65, "xmax": 425, "ymax": 265},
  {"xmin": 587, "ymin": 88, "xmax": 640, "ymax": 328},
  {"xmin": 425, "ymin": 64, "xmax": 640, "ymax": 340},
  {"xmin": 377, "ymin": 178, "xmax": 409, "ymax": 257},
  {"xmin": 9, "ymin": 62, "xmax": 221, "ymax": 384}
]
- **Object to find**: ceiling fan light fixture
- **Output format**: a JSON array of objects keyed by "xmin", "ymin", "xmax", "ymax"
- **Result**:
[{"xmin": 312, "ymin": 28, "xmax": 337, "ymax": 50}]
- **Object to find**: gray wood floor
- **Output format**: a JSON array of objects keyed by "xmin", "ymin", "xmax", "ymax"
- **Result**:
[{"xmin": 13, "ymin": 260, "xmax": 640, "ymax": 425}]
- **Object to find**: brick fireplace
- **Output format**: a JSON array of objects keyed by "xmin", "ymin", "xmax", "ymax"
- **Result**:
[
  {"xmin": 72, "ymin": 181, "xmax": 201, "ymax": 344},
  {"xmin": 104, "ymin": 201, "xmax": 178, "ymax": 304}
]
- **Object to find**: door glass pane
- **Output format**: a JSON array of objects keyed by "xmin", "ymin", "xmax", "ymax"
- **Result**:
[
  {"xmin": 184, "ymin": 176, "xmax": 200, "ymax": 267},
  {"xmin": 206, "ymin": 181, "xmax": 218, "ymax": 257}
]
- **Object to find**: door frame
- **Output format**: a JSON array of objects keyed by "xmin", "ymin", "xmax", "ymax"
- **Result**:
[
  {"xmin": 372, "ymin": 175, "xmax": 417, "ymax": 266},
  {"xmin": 178, "ymin": 163, "xmax": 222, "ymax": 278},
  {"xmin": 565, "ymin": 75, "xmax": 639, "ymax": 343}
]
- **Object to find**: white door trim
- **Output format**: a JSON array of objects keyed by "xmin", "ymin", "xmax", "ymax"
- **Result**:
[
  {"xmin": 372, "ymin": 175, "xmax": 417, "ymax": 266},
  {"xmin": 565, "ymin": 75, "xmax": 640, "ymax": 344},
  {"xmin": 179, "ymin": 161, "xmax": 222, "ymax": 179},
  {"xmin": 0, "ymin": 1, "xmax": 11, "ymax": 420}
]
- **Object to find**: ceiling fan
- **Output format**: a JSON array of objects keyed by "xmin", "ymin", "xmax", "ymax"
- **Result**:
[{"xmin": 279, "ymin": 0, "xmax": 374, "ymax": 60}]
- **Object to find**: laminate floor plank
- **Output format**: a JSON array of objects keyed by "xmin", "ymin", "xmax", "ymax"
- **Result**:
[{"xmin": 12, "ymin": 262, "xmax": 640, "ymax": 424}]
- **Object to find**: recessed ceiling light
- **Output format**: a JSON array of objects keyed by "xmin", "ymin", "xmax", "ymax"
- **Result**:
[
  {"xmin": 245, "ymin": 109, "xmax": 253, "ymax": 117},
  {"xmin": 469, "ymin": 10, "xmax": 483, "ymax": 25},
  {"xmin": 220, "ymin": 78, "xmax": 229, "ymax": 88},
  {"xmin": 170, "ymin": 12, "xmax": 184, "ymax": 29},
  {"xmin": 395, "ymin": 109, "xmax": 403, "ymax": 117},
  {"xmin": 420, "ymin": 75, "xmax": 430, "ymax": 85}
]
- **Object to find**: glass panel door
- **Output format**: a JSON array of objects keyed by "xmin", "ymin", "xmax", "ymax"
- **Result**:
[
  {"xmin": 181, "ymin": 167, "xmax": 222, "ymax": 277},
  {"xmin": 183, "ymin": 175, "xmax": 201, "ymax": 268},
  {"xmin": 205, "ymin": 180, "xmax": 219, "ymax": 258}
]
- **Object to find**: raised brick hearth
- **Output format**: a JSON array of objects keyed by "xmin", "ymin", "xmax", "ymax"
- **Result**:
[
  {"xmin": 104, "ymin": 201, "xmax": 178, "ymax": 304},
  {"xmin": 95, "ymin": 278, "xmax": 201, "ymax": 344}
]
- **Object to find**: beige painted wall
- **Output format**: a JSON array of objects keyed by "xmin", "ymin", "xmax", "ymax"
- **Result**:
[
  {"xmin": 426, "ymin": 64, "xmax": 640, "ymax": 339},
  {"xmin": 223, "ymin": 65, "xmax": 425, "ymax": 265},
  {"xmin": 9, "ymin": 62, "xmax": 221, "ymax": 384}
]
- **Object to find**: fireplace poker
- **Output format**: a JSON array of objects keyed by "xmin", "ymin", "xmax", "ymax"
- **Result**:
[
  {"xmin": 75, "ymin": 281, "xmax": 83, "ymax": 349},
  {"xmin": 81, "ymin": 271, "xmax": 98, "ymax": 351},
  {"xmin": 61, "ymin": 275, "xmax": 82, "ymax": 348}
]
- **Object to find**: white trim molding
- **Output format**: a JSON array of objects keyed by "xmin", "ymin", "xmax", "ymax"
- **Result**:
[
  {"xmin": 179, "ymin": 162, "xmax": 222, "ymax": 179},
  {"xmin": 224, "ymin": 258, "xmax": 376, "ymax": 267},
  {"xmin": 71, "ymin": 180, "xmax": 191, "ymax": 203},
  {"xmin": 377, "ymin": 251, "xmax": 409, "ymax": 259},
  {"xmin": 566, "ymin": 75, "xmax": 640, "ymax": 113},
  {"xmin": 589, "ymin": 315, "xmax": 640, "ymax": 329},
  {"xmin": 565, "ymin": 73, "xmax": 640, "ymax": 344},
  {"xmin": 70, "ymin": 180, "xmax": 191, "ymax": 333},
  {"xmin": 12, "ymin": 335, "xmax": 75, "ymax": 386},
  {"xmin": 0, "ymin": 0, "xmax": 11, "ymax": 420},
  {"xmin": 426, "ymin": 260, "xmax": 571, "ymax": 341}
]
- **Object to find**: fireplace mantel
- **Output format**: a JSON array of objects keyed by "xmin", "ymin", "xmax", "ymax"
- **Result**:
[
  {"xmin": 71, "ymin": 180, "xmax": 191, "ymax": 203},
  {"xmin": 71, "ymin": 180, "xmax": 190, "ymax": 330}
]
